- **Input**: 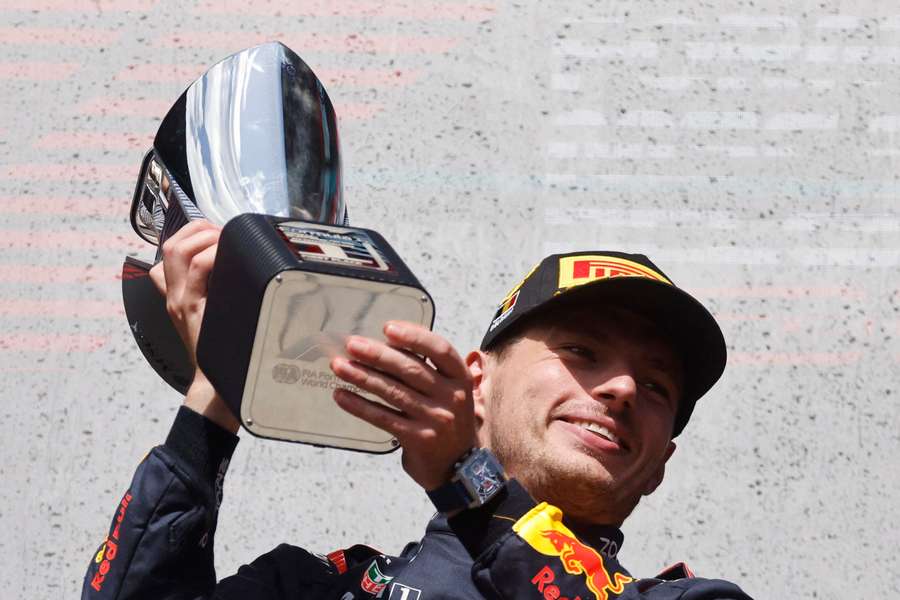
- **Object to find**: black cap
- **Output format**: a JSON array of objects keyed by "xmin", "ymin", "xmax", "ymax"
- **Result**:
[{"xmin": 480, "ymin": 251, "xmax": 726, "ymax": 437}]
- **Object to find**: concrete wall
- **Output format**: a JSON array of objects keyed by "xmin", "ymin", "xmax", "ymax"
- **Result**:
[{"xmin": 1, "ymin": 2, "xmax": 897, "ymax": 598}]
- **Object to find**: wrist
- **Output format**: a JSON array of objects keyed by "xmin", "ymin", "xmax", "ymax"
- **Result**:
[
  {"xmin": 422, "ymin": 467, "xmax": 457, "ymax": 493},
  {"xmin": 184, "ymin": 371, "xmax": 240, "ymax": 434}
]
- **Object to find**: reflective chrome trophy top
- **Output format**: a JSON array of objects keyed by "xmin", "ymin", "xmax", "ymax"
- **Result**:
[
  {"xmin": 123, "ymin": 42, "xmax": 433, "ymax": 452},
  {"xmin": 125, "ymin": 42, "xmax": 344, "ymax": 394}
]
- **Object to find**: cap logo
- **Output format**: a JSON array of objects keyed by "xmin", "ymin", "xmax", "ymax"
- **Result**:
[
  {"xmin": 488, "ymin": 290, "xmax": 520, "ymax": 332},
  {"xmin": 502, "ymin": 261, "xmax": 541, "ymax": 301},
  {"xmin": 487, "ymin": 261, "xmax": 540, "ymax": 333},
  {"xmin": 558, "ymin": 255, "xmax": 671, "ymax": 290}
]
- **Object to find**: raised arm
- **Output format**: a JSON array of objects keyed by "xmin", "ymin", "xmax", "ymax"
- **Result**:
[{"xmin": 82, "ymin": 222, "xmax": 337, "ymax": 599}]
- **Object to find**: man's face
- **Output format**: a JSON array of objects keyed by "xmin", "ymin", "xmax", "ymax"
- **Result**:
[{"xmin": 471, "ymin": 304, "xmax": 682, "ymax": 525}]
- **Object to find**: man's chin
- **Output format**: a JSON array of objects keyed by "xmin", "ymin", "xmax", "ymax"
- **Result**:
[
  {"xmin": 533, "ymin": 466, "xmax": 633, "ymax": 525},
  {"xmin": 538, "ymin": 446, "xmax": 619, "ymax": 493}
]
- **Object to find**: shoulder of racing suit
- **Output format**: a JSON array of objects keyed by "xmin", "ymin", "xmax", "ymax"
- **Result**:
[{"xmin": 448, "ymin": 479, "xmax": 755, "ymax": 599}]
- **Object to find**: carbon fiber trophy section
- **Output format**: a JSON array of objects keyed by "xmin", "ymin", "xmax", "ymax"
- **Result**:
[{"xmin": 197, "ymin": 213, "xmax": 435, "ymax": 453}]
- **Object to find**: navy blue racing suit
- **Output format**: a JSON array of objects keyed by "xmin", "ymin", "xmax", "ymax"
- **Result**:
[{"xmin": 82, "ymin": 406, "xmax": 753, "ymax": 599}]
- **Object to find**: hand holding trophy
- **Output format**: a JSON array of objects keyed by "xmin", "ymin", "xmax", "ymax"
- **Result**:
[{"xmin": 123, "ymin": 42, "xmax": 434, "ymax": 453}]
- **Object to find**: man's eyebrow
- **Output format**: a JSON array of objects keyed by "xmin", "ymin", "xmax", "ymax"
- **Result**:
[
  {"xmin": 545, "ymin": 318, "xmax": 608, "ymax": 338},
  {"xmin": 645, "ymin": 355, "xmax": 679, "ymax": 374},
  {"xmin": 550, "ymin": 319, "xmax": 681, "ymax": 373}
]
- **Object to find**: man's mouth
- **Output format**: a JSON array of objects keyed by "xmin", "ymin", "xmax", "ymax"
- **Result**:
[{"xmin": 561, "ymin": 418, "xmax": 628, "ymax": 451}]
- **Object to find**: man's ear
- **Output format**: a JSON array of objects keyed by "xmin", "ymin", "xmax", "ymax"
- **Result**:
[
  {"xmin": 642, "ymin": 441, "xmax": 677, "ymax": 497},
  {"xmin": 465, "ymin": 350, "xmax": 489, "ymax": 426}
]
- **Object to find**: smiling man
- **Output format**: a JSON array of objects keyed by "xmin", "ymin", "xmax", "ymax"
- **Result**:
[
  {"xmin": 83, "ymin": 222, "xmax": 752, "ymax": 599},
  {"xmin": 474, "ymin": 305, "xmax": 684, "ymax": 527}
]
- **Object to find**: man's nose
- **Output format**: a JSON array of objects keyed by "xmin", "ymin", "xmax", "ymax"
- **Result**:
[{"xmin": 592, "ymin": 372, "xmax": 637, "ymax": 411}]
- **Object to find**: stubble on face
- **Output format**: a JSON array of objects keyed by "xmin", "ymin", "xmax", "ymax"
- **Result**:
[{"xmin": 484, "ymin": 381, "xmax": 644, "ymax": 525}]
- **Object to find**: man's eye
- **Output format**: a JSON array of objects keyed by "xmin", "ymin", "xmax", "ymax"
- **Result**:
[
  {"xmin": 562, "ymin": 345, "xmax": 594, "ymax": 359},
  {"xmin": 641, "ymin": 381, "xmax": 670, "ymax": 400}
]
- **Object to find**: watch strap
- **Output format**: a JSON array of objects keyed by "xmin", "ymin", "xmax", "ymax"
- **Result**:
[{"xmin": 426, "ymin": 479, "xmax": 472, "ymax": 513}]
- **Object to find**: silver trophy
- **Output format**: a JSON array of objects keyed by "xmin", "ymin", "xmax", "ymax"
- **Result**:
[{"xmin": 124, "ymin": 43, "xmax": 434, "ymax": 453}]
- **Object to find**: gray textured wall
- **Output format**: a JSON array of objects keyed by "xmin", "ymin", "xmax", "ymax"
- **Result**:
[{"xmin": 1, "ymin": 2, "xmax": 898, "ymax": 598}]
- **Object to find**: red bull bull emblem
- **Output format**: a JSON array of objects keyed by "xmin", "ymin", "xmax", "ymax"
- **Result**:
[{"xmin": 514, "ymin": 503, "xmax": 633, "ymax": 600}]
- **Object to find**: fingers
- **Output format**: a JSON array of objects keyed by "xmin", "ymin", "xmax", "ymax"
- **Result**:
[
  {"xmin": 184, "ymin": 243, "xmax": 218, "ymax": 301},
  {"xmin": 330, "ymin": 327, "xmax": 472, "ymax": 432},
  {"xmin": 331, "ymin": 355, "xmax": 442, "ymax": 419},
  {"xmin": 161, "ymin": 218, "xmax": 220, "ymax": 248},
  {"xmin": 161, "ymin": 226, "xmax": 221, "ymax": 297},
  {"xmin": 383, "ymin": 321, "xmax": 469, "ymax": 380},
  {"xmin": 343, "ymin": 335, "xmax": 439, "ymax": 394},
  {"xmin": 333, "ymin": 388, "xmax": 410, "ymax": 438},
  {"xmin": 154, "ymin": 220, "xmax": 222, "ymax": 365},
  {"xmin": 330, "ymin": 326, "xmax": 476, "ymax": 492},
  {"xmin": 148, "ymin": 263, "xmax": 166, "ymax": 296},
  {"xmin": 150, "ymin": 218, "xmax": 217, "ymax": 301}
]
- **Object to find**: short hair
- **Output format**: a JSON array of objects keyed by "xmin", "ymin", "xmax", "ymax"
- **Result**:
[{"xmin": 483, "ymin": 314, "xmax": 533, "ymax": 359}]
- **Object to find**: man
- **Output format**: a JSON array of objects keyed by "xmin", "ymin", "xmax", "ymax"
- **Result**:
[{"xmin": 83, "ymin": 220, "xmax": 752, "ymax": 599}]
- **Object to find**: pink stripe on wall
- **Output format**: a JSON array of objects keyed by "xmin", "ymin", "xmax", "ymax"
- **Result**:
[
  {"xmin": 154, "ymin": 32, "xmax": 459, "ymax": 53},
  {"xmin": 191, "ymin": 1, "xmax": 496, "ymax": 20},
  {"xmin": 0, "ymin": 164, "xmax": 133, "ymax": 181},
  {"xmin": 0, "ymin": 300, "xmax": 122, "ymax": 318},
  {"xmin": 0, "ymin": 334, "xmax": 108, "ymax": 352},
  {"xmin": 0, "ymin": 265, "xmax": 121, "ymax": 283},
  {"xmin": 319, "ymin": 68, "xmax": 420, "ymax": 87},
  {"xmin": 0, "ymin": 196, "xmax": 123, "ymax": 216},
  {"xmin": 33, "ymin": 132, "xmax": 153, "ymax": 151},
  {"xmin": 0, "ymin": 27, "xmax": 123, "ymax": 46},
  {"xmin": 115, "ymin": 64, "xmax": 420, "ymax": 87},
  {"xmin": 731, "ymin": 351, "xmax": 862, "ymax": 366},
  {"xmin": 114, "ymin": 64, "xmax": 206, "ymax": 82},
  {"xmin": 1, "ymin": 0, "xmax": 158, "ymax": 10},
  {"xmin": 75, "ymin": 96, "xmax": 383, "ymax": 121},
  {"xmin": 75, "ymin": 97, "xmax": 172, "ymax": 117},
  {"xmin": 0, "ymin": 62, "xmax": 79, "ymax": 80},
  {"xmin": 0, "ymin": 231, "xmax": 144, "ymax": 251}
]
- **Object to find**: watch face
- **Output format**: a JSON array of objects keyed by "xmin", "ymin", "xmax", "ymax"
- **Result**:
[{"xmin": 461, "ymin": 449, "xmax": 506, "ymax": 505}]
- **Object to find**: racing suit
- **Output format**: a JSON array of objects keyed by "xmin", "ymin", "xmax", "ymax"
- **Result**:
[{"xmin": 82, "ymin": 406, "xmax": 753, "ymax": 599}]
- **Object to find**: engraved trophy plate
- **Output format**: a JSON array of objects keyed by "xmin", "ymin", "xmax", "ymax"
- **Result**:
[{"xmin": 242, "ymin": 271, "xmax": 434, "ymax": 451}]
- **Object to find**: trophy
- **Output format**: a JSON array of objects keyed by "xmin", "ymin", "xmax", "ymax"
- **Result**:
[{"xmin": 123, "ymin": 42, "xmax": 434, "ymax": 453}]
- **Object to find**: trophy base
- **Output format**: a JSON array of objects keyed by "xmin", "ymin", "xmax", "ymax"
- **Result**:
[{"xmin": 197, "ymin": 213, "xmax": 435, "ymax": 453}]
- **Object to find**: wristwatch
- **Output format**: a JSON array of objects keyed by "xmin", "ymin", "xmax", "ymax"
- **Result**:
[{"xmin": 426, "ymin": 447, "xmax": 507, "ymax": 514}]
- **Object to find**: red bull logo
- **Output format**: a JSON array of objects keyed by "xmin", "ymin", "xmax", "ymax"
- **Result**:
[
  {"xmin": 540, "ymin": 529, "xmax": 631, "ymax": 600},
  {"xmin": 514, "ymin": 503, "xmax": 633, "ymax": 600},
  {"xmin": 90, "ymin": 491, "xmax": 133, "ymax": 592}
]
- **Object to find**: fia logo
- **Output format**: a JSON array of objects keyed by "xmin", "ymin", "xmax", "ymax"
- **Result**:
[{"xmin": 387, "ymin": 583, "xmax": 422, "ymax": 600}]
